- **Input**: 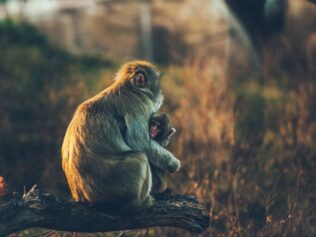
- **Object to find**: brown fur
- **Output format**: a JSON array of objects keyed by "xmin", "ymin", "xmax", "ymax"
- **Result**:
[{"xmin": 62, "ymin": 61, "xmax": 180, "ymax": 210}]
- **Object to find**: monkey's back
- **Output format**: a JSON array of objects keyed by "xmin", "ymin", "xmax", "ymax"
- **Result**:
[{"xmin": 61, "ymin": 94, "xmax": 132, "ymax": 202}]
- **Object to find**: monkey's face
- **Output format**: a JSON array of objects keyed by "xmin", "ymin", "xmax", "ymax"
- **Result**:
[
  {"xmin": 116, "ymin": 61, "xmax": 163, "ymax": 110},
  {"xmin": 149, "ymin": 113, "xmax": 174, "ymax": 142},
  {"xmin": 149, "ymin": 120, "xmax": 162, "ymax": 139},
  {"xmin": 130, "ymin": 65, "xmax": 163, "ymax": 108}
]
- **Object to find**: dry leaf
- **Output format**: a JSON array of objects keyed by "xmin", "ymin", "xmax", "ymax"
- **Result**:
[{"xmin": 0, "ymin": 176, "xmax": 8, "ymax": 196}]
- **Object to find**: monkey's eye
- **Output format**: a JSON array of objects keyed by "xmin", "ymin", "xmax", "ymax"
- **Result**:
[
  {"xmin": 135, "ymin": 73, "xmax": 145, "ymax": 87},
  {"xmin": 152, "ymin": 121, "xmax": 159, "ymax": 127}
]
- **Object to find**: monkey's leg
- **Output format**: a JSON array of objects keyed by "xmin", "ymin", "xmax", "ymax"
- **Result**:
[
  {"xmin": 76, "ymin": 151, "xmax": 153, "ymax": 213},
  {"xmin": 116, "ymin": 152, "xmax": 153, "ymax": 212},
  {"xmin": 150, "ymin": 164, "xmax": 168, "ymax": 195}
]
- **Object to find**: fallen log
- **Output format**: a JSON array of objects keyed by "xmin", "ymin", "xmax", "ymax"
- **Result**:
[{"xmin": 0, "ymin": 186, "xmax": 209, "ymax": 236}]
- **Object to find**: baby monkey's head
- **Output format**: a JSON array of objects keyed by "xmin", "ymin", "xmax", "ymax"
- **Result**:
[{"xmin": 149, "ymin": 113, "xmax": 176, "ymax": 145}]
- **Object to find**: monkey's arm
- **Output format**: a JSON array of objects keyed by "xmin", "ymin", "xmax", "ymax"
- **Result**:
[
  {"xmin": 147, "ymin": 139, "xmax": 180, "ymax": 172},
  {"xmin": 124, "ymin": 114, "xmax": 180, "ymax": 172}
]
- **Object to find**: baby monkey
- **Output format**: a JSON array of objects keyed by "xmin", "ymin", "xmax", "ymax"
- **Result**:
[
  {"xmin": 149, "ymin": 112, "xmax": 176, "ymax": 147},
  {"xmin": 149, "ymin": 112, "xmax": 176, "ymax": 196}
]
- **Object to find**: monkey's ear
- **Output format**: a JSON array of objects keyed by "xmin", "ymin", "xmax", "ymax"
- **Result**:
[{"xmin": 132, "ymin": 73, "xmax": 145, "ymax": 87}]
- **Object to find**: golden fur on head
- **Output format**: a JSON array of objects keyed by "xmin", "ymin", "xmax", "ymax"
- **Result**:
[{"xmin": 114, "ymin": 60, "xmax": 157, "ymax": 82}]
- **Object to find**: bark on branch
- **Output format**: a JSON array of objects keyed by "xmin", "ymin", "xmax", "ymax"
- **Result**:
[{"xmin": 0, "ymin": 186, "xmax": 209, "ymax": 236}]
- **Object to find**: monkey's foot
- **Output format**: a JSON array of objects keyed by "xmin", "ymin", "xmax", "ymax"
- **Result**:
[
  {"xmin": 153, "ymin": 188, "xmax": 199, "ymax": 204},
  {"xmin": 153, "ymin": 188, "xmax": 172, "ymax": 201}
]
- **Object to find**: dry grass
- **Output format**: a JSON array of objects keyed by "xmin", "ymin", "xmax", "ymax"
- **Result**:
[{"xmin": 156, "ymin": 50, "xmax": 316, "ymax": 236}]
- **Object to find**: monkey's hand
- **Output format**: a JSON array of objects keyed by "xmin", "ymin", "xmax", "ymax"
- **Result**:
[
  {"xmin": 168, "ymin": 157, "xmax": 181, "ymax": 173},
  {"xmin": 162, "ymin": 127, "xmax": 176, "ymax": 147},
  {"xmin": 145, "ymin": 140, "xmax": 181, "ymax": 172}
]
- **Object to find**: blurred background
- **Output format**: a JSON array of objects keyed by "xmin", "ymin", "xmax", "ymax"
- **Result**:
[{"xmin": 0, "ymin": 0, "xmax": 316, "ymax": 236}]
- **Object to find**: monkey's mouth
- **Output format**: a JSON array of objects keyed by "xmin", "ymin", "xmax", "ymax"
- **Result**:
[{"xmin": 150, "ymin": 126, "xmax": 160, "ymax": 139}]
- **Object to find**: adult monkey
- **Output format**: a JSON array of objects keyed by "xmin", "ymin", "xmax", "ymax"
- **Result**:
[{"xmin": 62, "ymin": 61, "xmax": 180, "ymax": 211}]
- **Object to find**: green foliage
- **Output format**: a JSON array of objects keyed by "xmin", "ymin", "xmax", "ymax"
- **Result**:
[
  {"xmin": 0, "ymin": 19, "xmax": 47, "ymax": 46},
  {"xmin": 0, "ymin": 19, "xmax": 115, "ymax": 194}
]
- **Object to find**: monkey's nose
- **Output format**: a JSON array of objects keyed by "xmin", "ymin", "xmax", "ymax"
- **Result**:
[{"xmin": 150, "ymin": 126, "xmax": 159, "ymax": 138}]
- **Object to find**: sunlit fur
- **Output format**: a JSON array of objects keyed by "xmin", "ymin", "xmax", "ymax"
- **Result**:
[{"xmin": 62, "ymin": 61, "xmax": 180, "ymax": 210}]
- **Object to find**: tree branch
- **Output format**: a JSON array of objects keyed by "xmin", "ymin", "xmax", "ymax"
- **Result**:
[{"xmin": 0, "ymin": 186, "xmax": 209, "ymax": 236}]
